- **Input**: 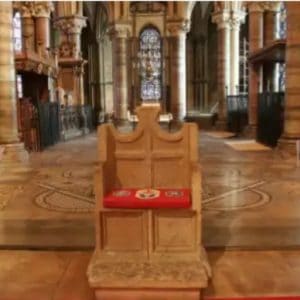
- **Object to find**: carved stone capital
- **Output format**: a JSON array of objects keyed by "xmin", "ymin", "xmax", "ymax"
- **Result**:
[
  {"xmin": 108, "ymin": 23, "xmax": 131, "ymax": 39},
  {"xmin": 32, "ymin": 2, "xmax": 54, "ymax": 18},
  {"xmin": 13, "ymin": 2, "xmax": 34, "ymax": 18},
  {"xmin": 167, "ymin": 19, "xmax": 190, "ymax": 36},
  {"xmin": 14, "ymin": 1, "xmax": 54, "ymax": 18},
  {"xmin": 230, "ymin": 10, "xmax": 247, "ymax": 29},
  {"xmin": 54, "ymin": 16, "xmax": 87, "ymax": 35},
  {"xmin": 262, "ymin": 2, "xmax": 281, "ymax": 12},
  {"xmin": 247, "ymin": 2, "xmax": 265, "ymax": 13},
  {"xmin": 212, "ymin": 11, "xmax": 231, "ymax": 30}
]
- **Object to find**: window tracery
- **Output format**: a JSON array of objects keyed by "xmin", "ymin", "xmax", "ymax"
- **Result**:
[{"xmin": 138, "ymin": 27, "xmax": 162, "ymax": 101}]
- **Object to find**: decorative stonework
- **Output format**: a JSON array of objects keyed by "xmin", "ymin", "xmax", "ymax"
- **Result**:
[
  {"xmin": 247, "ymin": 1, "xmax": 280, "ymax": 13},
  {"xmin": 108, "ymin": 23, "xmax": 131, "ymax": 39},
  {"xmin": 54, "ymin": 16, "xmax": 87, "ymax": 35},
  {"xmin": 167, "ymin": 20, "xmax": 190, "ymax": 36},
  {"xmin": 231, "ymin": 11, "xmax": 246, "ymax": 29},
  {"xmin": 59, "ymin": 41, "xmax": 77, "ymax": 58},
  {"xmin": 88, "ymin": 259, "xmax": 209, "ymax": 288},
  {"xmin": 14, "ymin": 1, "xmax": 54, "ymax": 18},
  {"xmin": 35, "ymin": 182, "xmax": 94, "ymax": 213},
  {"xmin": 211, "ymin": 11, "xmax": 231, "ymax": 29},
  {"xmin": 32, "ymin": 2, "xmax": 54, "ymax": 18},
  {"xmin": 247, "ymin": 2, "xmax": 265, "ymax": 13}
]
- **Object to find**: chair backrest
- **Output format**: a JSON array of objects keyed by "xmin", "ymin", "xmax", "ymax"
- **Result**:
[{"xmin": 98, "ymin": 105, "xmax": 199, "ymax": 191}]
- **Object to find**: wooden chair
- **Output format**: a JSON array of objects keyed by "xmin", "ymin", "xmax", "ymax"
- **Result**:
[{"xmin": 87, "ymin": 105, "xmax": 211, "ymax": 300}]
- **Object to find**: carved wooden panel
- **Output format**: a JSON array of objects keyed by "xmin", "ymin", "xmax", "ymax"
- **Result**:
[
  {"xmin": 152, "ymin": 210, "xmax": 197, "ymax": 253},
  {"xmin": 115, "ymin": 160, "xmax": 151, "ymax": 189},
  {"xmin": 152, "ymin": 159, "xmax": 189, "ymax": 188},
  {"xmin": 101, "ymin": 211, "xmax": 148, "ymax": 253}
]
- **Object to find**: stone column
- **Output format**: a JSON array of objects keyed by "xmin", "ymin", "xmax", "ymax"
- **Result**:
[
  {"xmin": 263, "ymin": 4, "xmax": 279, "ymax": 92},
  {"xmin": 212, "ymin": 10, "xmax": 231, "ymax": 127},
  {"xmin": 0, "ymin": 2, "xmax": 29, "ymax": 182},
  {"xmin": 278, "ymin": 2, "xmax": 300, "ymax": 153},
  {"xmin": 111, "ymin": 24, "xmax": 130, "ymax": 120},
  {"xmin": 264, "ymin": 10, "xmax": 276, "ymax": 45},
  {"xmin": 34, "ymin": 2, "xmax": 53, "ymax": 57},
  {"xmin": 167, "ymin": 21, "xmax": 188, "ymax": 121},
  {"xmin": 230, "ymin": 11, "xmax": 246, "ymax": 95},
  {"xmin": 247, "ymin": 3, "xmax": 264, "ymax": 137},
  {"xmin": 14, "ymin": 2, "xmax": 35, "ymax": 51}
]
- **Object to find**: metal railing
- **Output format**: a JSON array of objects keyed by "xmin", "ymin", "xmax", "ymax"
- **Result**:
[
  {"xmin": 226, "ymin": 94, "xmax": 248, "ymax": 134},
  {"xmin": 257, "ymin": 92, "xmax": 284, "ymax": 147}
]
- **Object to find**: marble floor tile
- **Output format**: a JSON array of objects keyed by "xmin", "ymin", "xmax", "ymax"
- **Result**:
[{"xmin": 0, "ymin": 132, "xmax": 300, "ymax": 249}]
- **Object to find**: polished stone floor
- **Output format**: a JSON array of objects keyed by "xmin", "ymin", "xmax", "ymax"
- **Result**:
[
  {"xmin": 1, "ymin": 131, "xmax": 300, "ymax": 249},
  {"xmin": 1, "ymin": 130, "xmax": 300, "ymax": 298},
  {"xmin": 1, "ymin": 249, "xmax": 300, "ymax": 299}
]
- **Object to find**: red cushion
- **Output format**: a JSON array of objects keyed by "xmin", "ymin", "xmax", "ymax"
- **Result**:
[{"xmin": 104, "ymin": 188, "xmax": 191, "ymax": 209}]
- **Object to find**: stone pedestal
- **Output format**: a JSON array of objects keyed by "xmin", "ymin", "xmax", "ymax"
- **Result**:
[
  {"xmin": 278, "ymin": 3, "xmax": 300, "ymax": 154},
  {"xmin": 88, "ymin": 256, "xmax": 207, "ymax": 300},
  {"xmin": 167, "ymin": 21, "xmax": 188, "ymax": 121},
  {"xmin": 0, "ymin": 2, "xmax": 30, "ymax": 182},
  {"xmin": 94, "ymin": 289, "xmax": 201, "ymax": 300}
]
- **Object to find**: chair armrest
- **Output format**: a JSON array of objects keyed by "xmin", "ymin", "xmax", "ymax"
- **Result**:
[
  {"xmin": 191, "ymin": 163, "xmax": 202, "ymax": 211},
  {"xmin": 94, "ymin": 162, "xmax": 106, "ymax": 211}
]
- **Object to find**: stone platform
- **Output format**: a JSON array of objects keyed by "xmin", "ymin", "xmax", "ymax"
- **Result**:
[{"xmin": 88, "ymin": 254, "xmax": 209, "ymax": 300}]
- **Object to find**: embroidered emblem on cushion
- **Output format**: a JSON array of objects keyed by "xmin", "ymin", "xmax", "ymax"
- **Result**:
[
  {"xmin": 135, "ymin": 189, "xmax": 160, "ymax": 200},
  {"xmin": 112, "ymin": 190, "xmax": 131, "ymax": 197},
  {"xmin": 165, "ymin": 190, "xmax": 183, "ymax": 197}
]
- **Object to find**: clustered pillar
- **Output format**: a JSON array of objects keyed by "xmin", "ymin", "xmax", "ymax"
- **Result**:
[
  {"xmin": 278, "ymin": 2, "xmax": 300, "ymax": 153},
  {"xmin": 212, "ymin": 10, "xmax": 231, "ymax": 127},
  {"xmin": 263, "ymin": 5, "xmax": 279, "ymax": 92},
  {"xmin": 212, "ymin": 5, "xmax": 246, "ymax": 128},
  {"xmin": 230, "ymin": 11, "xmax": 245, "ymax": 95},
  {"xmin": 111, "ymin": 25, "xmax": 130, "ymax": 120},
  {"xmin": 167, "ymin": 22, "xmax": 188, "ymax": 121},
  {"xmin": 247, "ymin": 3, "xmax": 264, "ymax": 137},
  {"xmin": 0, "ymin": 2, "xmax": 29, "ymax": 181}
]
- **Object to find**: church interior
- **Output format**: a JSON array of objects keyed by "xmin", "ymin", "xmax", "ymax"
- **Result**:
[{"xmin": 1, "ymin": 1, "xmax": 300, "ymax": 299}]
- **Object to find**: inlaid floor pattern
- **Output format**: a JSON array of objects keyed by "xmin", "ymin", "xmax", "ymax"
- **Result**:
[{"xmin": 1, "ymin": 132, "xmax": 300, "ymax": 249}]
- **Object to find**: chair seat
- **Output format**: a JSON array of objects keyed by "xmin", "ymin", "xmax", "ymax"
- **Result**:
[{"xmin": 104, "ymin": 188, "xmax": 191, "ymax": 209}]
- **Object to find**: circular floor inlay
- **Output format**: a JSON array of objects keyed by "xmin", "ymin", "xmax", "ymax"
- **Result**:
[
  {"xmin": 35, "ymin": 189, "xmax": 95, "ymax": 213},
  {"xmin": 203, "ymin": 185, "xmax": 271, "ymax": 211}
]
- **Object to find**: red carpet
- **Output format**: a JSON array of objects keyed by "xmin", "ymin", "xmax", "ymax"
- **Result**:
[{"xmin": 206, "ymin": 297, "xmax": 300, "ymax": 300}]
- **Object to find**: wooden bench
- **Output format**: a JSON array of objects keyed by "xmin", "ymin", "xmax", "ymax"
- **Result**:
[{"xmin": 87, "ymin": 105, "xmax": 211, "ymax": 300}]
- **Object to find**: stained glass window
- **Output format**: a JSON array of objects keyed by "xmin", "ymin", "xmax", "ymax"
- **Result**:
[
  {"xmin": 13, "ymin": 12, "xmax": 22, "ymax": 52},
  {"xmin": 275, "ymin": 2, "xmax": 286, "ymax": 91},
  {"xmin": 139, "ymin": 27, "xmax": 162, "ymax": 101},
  {"xmin": 276, "ymin": 2, "xmax": 287, "ymax": 39},
  {"xmin": 16, "ymin": 75, "xmax": 23, "ymax": 98},
  {"xmin": 279, "ymin": 63, "xmax": 286, "ymax": 92}
]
